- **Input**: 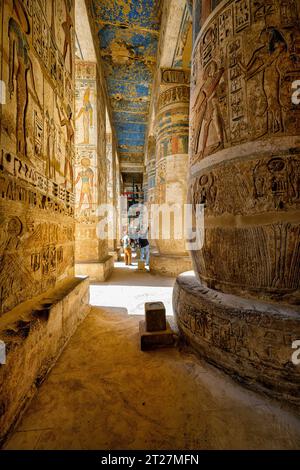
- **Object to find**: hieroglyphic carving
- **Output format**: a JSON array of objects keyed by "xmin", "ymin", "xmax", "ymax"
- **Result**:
[
  {"xmin": 190, "ymin": 154, "xmax": 300, "ymax": 217},
  {"xmin": 228, "ymin": 38, "xmax": 247, "ymax": 141},
  {"xmin": 34, "ymin": 110, "xmax": 43, "ymax": 158},
  {"xmin": 175, "ymin": 279, "xmax": 300, "ymax": 382},
  {"xmin": 219, "ymin": 6, "xmax": 233, "ymax": 44},
  {"xmin": 201, "ymin": 20, "xmax": 218, "ymax": 67},
  {"xmin": 0, "ymin": 0, "xmax": 76, "ymax": 315},
  {"xmin": 280, "ymin": 0, "xmax": 299, "ymax": 27},
  {"xmin": 253, "ymin": 156, "xmax": 300, "ymax": 209},
  {"xmin": 158, "ymin": 85, "xmax": 190, "ymax": 109},
  {"xmin": 0, "ymin": 212, "xmax": 74, "ymax": 314},
  {"xmin": 191, "ymin": 0, "xmax": 300, "ymax": 165},
  {"xmin": 191, "ymin": 173, "xmax": 217, "ymax": 210},
  {"xmin": 160, "ymin": 68, "xmax": 190, "ymax": 85},
  {"xmin": 234, "ymin": 0, "xmax": 250, "ymax": 32},
  {"xmin": 191, "ymin": 223, "xmax": 300, "ymax": 294}
]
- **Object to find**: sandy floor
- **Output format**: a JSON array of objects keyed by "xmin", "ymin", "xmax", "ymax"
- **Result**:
[
  {"xmin": 90, "ymin": 262, "xmax": 175, "ymax": 316},
  {"xmin": 4, "ymin": 266, "xmax": 300, "ymax": 450}
]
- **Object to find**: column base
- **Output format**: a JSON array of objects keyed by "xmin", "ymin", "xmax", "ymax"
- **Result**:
[
  {"xmin": 150, "ymin": 253, "xmax": 192, "ymax": 277},
  {"xmin": 109, "ymin": 248, "xmax": 122, "ymax": 262},
  {"xmin": 173, "ymin": 272, "xmax": 300, "ymax": 405},
  {"xmin": 0, "ymin": 276, "xmax": 90, "ymax": 445},
  {"xmin": 75, "ymin": 256, "xmax": 114, "ymax": 281}
]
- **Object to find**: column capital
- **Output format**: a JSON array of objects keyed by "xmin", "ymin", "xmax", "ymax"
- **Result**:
[{"xmin": 160, "ymin": 68, "xmax": 191, "ymax": 86}]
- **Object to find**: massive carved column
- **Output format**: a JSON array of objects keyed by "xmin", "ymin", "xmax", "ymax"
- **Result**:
[
  {"xmin": 74, "ymin": 62, "xmax": 114, "ymax": 281},
  {"xmin": 150, "ymin": 68, "xmax": 192, "ymax": 276},
  {"xmin": 174, "ymin": 0, "xmax": 300, "ymax": 403}
]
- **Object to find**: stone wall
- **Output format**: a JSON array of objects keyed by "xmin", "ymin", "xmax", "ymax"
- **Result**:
[
  {"xmin": 0, "ymin": 276, "xmax": 90, "ymax": 445},
  {"xmin": 0, "ymin": 0, "xmax": 76, "ymax": 315},
  {"xmin": 0, "ymin": 0, "xmax": 93, "ymax": 444}
]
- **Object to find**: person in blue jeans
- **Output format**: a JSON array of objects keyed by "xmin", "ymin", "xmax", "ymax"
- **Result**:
[{"xmin": 139, "ymin": 233, "xmax": 150, "ymax": 266}]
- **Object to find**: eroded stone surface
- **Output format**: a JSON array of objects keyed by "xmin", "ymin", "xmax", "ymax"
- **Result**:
[
  {"xmin": 139, "ymin": 320, "xmax": 174, "ymax": 351},
  {"xmin": 0, "ymin": 0, "xmax": 77, "ymax": 315},
  {"xmin": 150, "ymin": 253, "xmax": 192, "ymax": 277},
  {"xmin": 145, "ymin": 302, "xmax": 166, "ymax": 332},
  {"xmin": 0, "ymin": 276, "xmax": 90, "ymax": 445},
  {"xmin": 173, "ymin": 272, "xmax": 300, "ymax": 405}
]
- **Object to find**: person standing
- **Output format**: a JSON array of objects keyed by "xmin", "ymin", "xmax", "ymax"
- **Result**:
[
  {"xmin": 122, "ymin": 233, "xmax": 132, "ymax": 266},
  {"xmin": 139, "ymin": 232, "xmax": 150, "ymax": 266}
]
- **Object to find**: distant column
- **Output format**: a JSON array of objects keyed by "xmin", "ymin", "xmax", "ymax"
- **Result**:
[{"xmin": 150, "ymin": 68, "xmax": 192, "ymax": 277}]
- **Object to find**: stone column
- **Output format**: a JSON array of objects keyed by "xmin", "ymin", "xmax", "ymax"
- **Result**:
[
  {"xmin": 150, "ymin": 68, "xmax": 192, "ymax": 276},
  {"xmin": 145, "ymin": 136, "xmax": 157, "ymax": 253},
  {"xmin": 106, "ymin": 131, "xmax": 121, "ymax": 261},
  {"xmin": 74, "ymin": 62, "xmax": 113, "ymax": 281},
  {"xmin": 174, "ymin": 0, "xmax": 300, "ymax": 403}
]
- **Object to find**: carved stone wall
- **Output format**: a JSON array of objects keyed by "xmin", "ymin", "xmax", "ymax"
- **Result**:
[
  {"xmin": 174, "ymin": 273, "xmax": 300, "ymax": 404},
  {"xmin": 0, "ymin": 0, "xmax": 76, "ymax": 315},
  {"xmin": 189, "ymin": 0, "xmax": 300, "ymax": 303}
]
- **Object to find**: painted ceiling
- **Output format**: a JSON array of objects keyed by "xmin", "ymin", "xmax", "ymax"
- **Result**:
[{"xmin": 89, "ymin": 0, "xmax": 162, "ymax": 164}]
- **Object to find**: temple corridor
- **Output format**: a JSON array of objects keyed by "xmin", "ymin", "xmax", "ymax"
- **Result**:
[{"xmin": 0, "ymin": 0, "xmax": 300, "ymax": 453}]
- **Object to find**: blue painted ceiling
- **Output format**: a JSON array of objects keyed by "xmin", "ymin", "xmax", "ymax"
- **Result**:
[{"xmin": 90, "ymin": 0, "xmax": 162, "ymax": 163}]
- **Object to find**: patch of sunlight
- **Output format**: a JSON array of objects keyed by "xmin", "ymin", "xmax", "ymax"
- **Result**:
[{"xmin": 90, "ymin": 284, "xmax": 174, "ymax": 316}]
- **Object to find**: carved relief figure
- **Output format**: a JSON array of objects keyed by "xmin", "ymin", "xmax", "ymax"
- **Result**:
[
  {"xmin": 62, "ymin": 0, "xmax": 73, "ymax": 75},
  {"xmin": 8, "ymin": 10, "xmax": 41, "ymax": 158},
  {"xmin": 75, "ymin": 86, "xmax": 93, "ymax": 144},
  {"xmin": 45, "ymin": 110, "xmax": 56, "ymax": 180},
  {"xmin": 239, "ymin": 28, "xmax": 289, "ymax": 134},
  {"xmin": 0, "ymin": 216, "xmax": 34, "ymax": 312},
  {"xmin": 253, "ymin": 155, "xmax": 300, "ymax": 209},
  {"xmin": 56, "ymin": 96, "xmax": 74, "ymax": 189},
  {"xmin": 75, "ymin": 157, "xmax": 94, "ymax": 211},
  {"xmin": 51, "ymin": 0, "xmax": 57, "ymax": 40},
  {"xmin": 192, "ymin": 60, "xmax": 225, "ymax": 162}
]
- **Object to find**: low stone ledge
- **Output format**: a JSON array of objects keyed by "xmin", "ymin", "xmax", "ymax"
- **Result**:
[
  {"xmin": 150, "ymin": 253, "xmax": 192, "ymax": 277},
  {"xmin": 173, "ymin": 272, "xmax": 300, "ymax": 405},
  {"xmin": 75, "ymin": 256, "xmax": 114, "ymax": 281},
  {"xmin": 0, "ymin": 276, "xmax": 90, "ymax": 446}
]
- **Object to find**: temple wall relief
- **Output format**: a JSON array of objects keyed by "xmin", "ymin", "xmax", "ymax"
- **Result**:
[{"xmin": 0, "ymin": 0, "xmax": 76, "ymax": 315}]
